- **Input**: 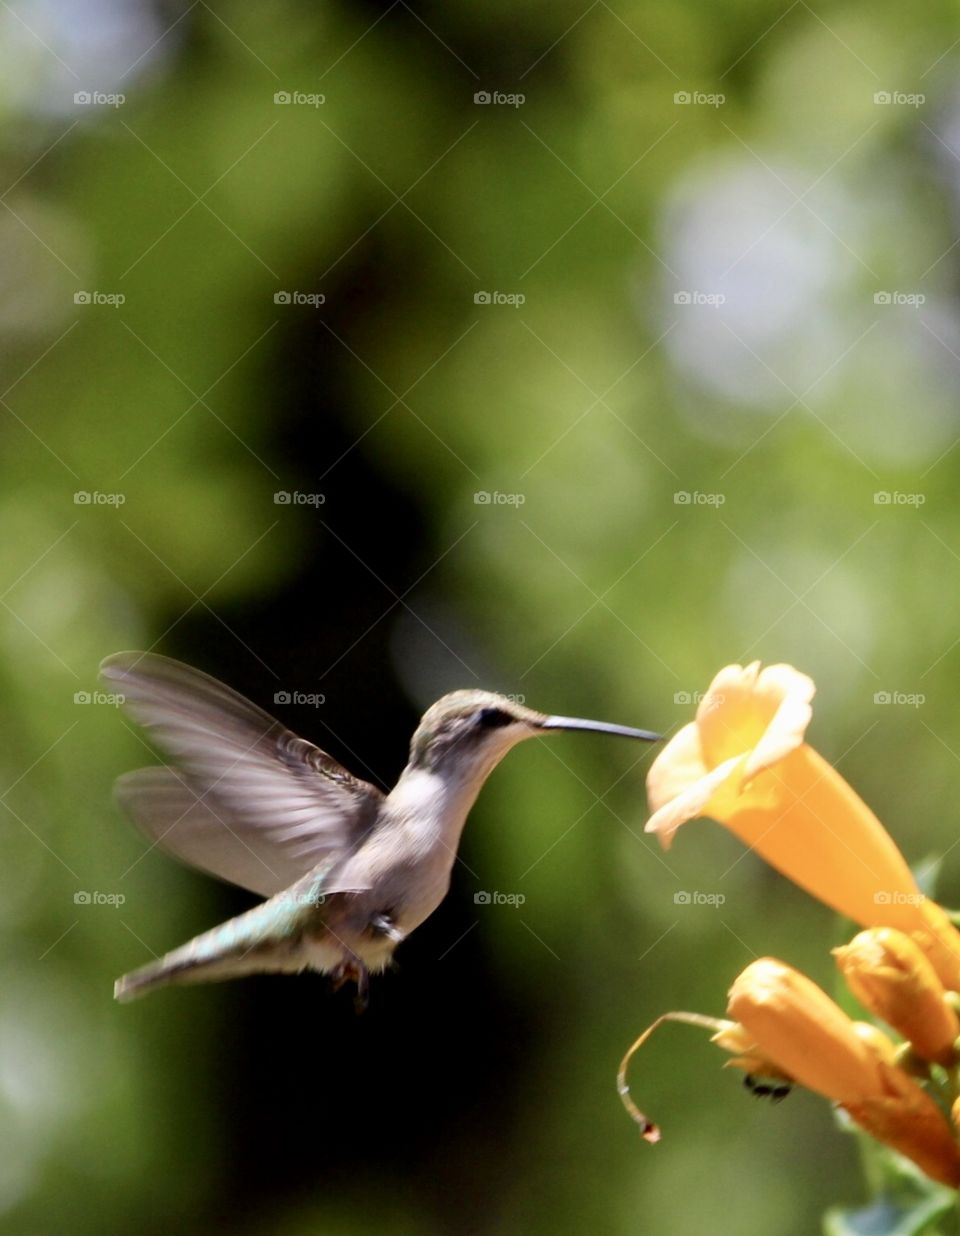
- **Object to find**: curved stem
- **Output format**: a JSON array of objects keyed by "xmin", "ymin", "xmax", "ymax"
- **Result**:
[{"xmin": 617, "ymin": 1011, "xmax": 733, "ymax": 1143}]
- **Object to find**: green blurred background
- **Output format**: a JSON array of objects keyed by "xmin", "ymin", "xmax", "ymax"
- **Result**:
[{"xmin": 1, "ymin": 1, "xmax": 959, "ymax": 1231}]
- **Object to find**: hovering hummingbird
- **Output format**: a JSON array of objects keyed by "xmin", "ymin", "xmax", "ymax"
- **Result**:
[{"xmin": 103, "ymin": 652, "xmax": 659, "ymax": 1006}]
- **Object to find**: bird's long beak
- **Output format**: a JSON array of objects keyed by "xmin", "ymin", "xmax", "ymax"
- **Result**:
[{"xmin": 539, "ymin": 715, "xmax": 660, "ymax": 742}]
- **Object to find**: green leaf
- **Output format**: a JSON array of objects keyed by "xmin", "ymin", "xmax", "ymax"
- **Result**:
[
  {"xmin": 824, "ymin": 1191, "xmax": 956, "ymax": 1236},
  {"xmin": 824, "ymin": 1133, "xmax": 958, "ymax": 1236}
]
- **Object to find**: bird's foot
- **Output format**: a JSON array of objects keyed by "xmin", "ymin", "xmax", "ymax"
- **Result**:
[
  {"xmin": 353, "ymin": 964, "xmax": 370, "ymax": 1015},
  {"xmin": 330, "ymin": 955, "xmax": 370, "ymax": 1014}
]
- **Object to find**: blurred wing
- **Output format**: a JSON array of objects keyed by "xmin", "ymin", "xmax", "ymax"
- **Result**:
[{"xmin": 102, "ymin": 652, "xmax": 384, "ymax": 896}]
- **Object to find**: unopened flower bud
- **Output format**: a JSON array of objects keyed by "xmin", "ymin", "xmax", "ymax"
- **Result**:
[{"xmin": 834, "ymin": 928, "xmax": 960, "ymax": 1065}]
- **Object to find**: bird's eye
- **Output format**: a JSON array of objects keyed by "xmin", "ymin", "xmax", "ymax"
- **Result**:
[{"xmin": 476, "ymin": 707, "xmax": 512, "ymax": 728}]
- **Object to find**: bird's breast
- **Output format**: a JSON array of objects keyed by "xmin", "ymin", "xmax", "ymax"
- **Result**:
[{"xmin": 338, "ymin": 769, "xmax": 483, "ymax": 939}]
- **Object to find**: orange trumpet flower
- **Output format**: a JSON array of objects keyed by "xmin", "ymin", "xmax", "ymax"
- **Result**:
[{"xmin": 645, "ymin": 663, "xmax": 960, "ymax": 990}]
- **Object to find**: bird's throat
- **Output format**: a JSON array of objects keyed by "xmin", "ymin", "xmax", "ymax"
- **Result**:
[{"xmin": 385, "ymin": 763, "xmax": 492, "ymax": 857}]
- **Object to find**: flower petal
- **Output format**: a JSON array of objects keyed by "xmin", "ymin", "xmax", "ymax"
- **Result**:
[
  {"xmin": 646, "ymin": 748, "xmax": 744, "ymax": 849},
  {"xmin": 646, "ymin": 721, "xmax": 708, "ymax": 816},
  {"xmin": 694, "ymin": 662, "xmax": 814, "ymax": 776}
]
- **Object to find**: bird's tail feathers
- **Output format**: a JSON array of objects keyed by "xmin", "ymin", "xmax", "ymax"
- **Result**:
[{"xmin": 113, "ymin": 892, "xmax": 331, "ymax": 1001}]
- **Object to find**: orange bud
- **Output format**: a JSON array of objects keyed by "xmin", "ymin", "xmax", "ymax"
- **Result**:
[
  {"xmin": 834, "ymin": 928, "xmax": 960, "ymax": 1065},
  {"xmin": 727, "ymin": 957, "xmax": 960, "ymax": 1187},
  {"xmin": 727, "ymin": 959, "xmax": 884, "ymax": 1102}
]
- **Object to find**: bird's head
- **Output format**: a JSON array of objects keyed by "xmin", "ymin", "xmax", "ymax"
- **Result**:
[{"xmin": 408, "ymin": 690, "xmax": 659, "ymax": 783}]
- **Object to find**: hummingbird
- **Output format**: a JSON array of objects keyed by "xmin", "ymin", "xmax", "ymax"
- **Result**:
[{"xmin": 103, "ymin": 652, "xmax": 659, "ymax": 1006}]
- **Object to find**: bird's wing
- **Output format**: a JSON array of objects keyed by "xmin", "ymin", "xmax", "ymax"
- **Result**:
[{"xmin": 102, "ymin": 652, "xmax": 385, "ymax": 897}]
